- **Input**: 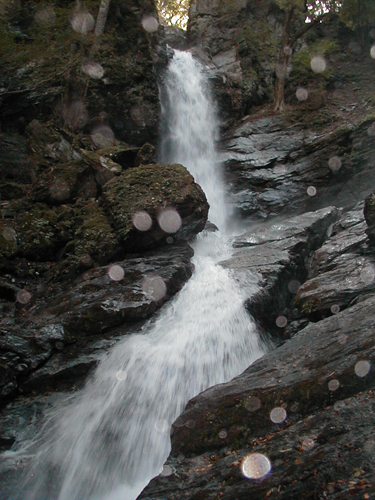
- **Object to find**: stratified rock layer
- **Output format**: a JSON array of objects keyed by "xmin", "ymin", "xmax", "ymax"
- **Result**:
[{"xmin": 139, "ymin": 211, "xmax": 375, "ymax": 500}]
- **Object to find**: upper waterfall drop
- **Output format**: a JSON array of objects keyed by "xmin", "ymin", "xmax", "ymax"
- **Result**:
[{"xmin": 160, "ymin": 50, "xmax": 229, "ymax": 231}]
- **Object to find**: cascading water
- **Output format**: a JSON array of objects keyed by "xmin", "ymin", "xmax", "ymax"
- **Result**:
[
  {"xmin": 5, "ymin": 50, "xmax": 266, "ymax": 500},
  {"xmin": 159, "ymin": 51, "xmax": 229, "ymax": 231}
]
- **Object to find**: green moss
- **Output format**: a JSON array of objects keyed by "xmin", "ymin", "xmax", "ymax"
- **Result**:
[
  {"xmin": 16, "ymin": 203, "xmax": 65, "ymax": 260},
  {"xmin": 73, "ymin": 201, "xmax": 119, "ymax": 264},
  {"xmin": 291, "ymin": 39, "xmax": 338, "ymax": 86},
  {"xmin": 102, "ymin": 163, "xmax": 195, "ymax": 241}
]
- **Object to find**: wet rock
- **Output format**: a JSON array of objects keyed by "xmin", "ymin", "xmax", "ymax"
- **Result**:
[
  {"xmin": 102, "ymin": 163, "xmax": 209, "ymax": 252},
  {"xmin": 0, "ymin": 242, "xmax": 194, "ymax": 400},
  {"xmin": 163, "ymin": 25, "xmax": 188, "ymax": 51},
  {"xmin": 364, "ymin": 191, "xmax": 375, "ymax": 246},
  {"xmin": 296, "ymin": 253, "xmax": 375, "ymax": 315},
  {"xmin": 223, "ymin": 116, "xmax": 375, "ymax": 221},
  {"xmin": 295, "ymin": 207, "xmax": 375, "ymax": 316},
  {"xmin": 16, "ymin": 204, "xmax": 68, "ymax": 261},
  {"xmin": 140, "ymin": 294, "xmax": 375, "ymax": 500},
  {"xmin": 141, "ymin": 389, "xmax": 375, "ymax": 500},
  {"xmin": 221, "ymin": 207, "xmax": 340, "ymax": 335}
]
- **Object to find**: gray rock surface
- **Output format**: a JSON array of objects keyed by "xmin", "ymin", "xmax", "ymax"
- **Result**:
[
  {"xmin": 222, "ymin": 207, "xmax": 340, "ymax": 335},
  {"xmin": 140, "ymin": 293, "xmax": 375, "ymax": 500},
  {"xmin": 222, "ymin": 116, "xmax": 375, "ymax": 221}
]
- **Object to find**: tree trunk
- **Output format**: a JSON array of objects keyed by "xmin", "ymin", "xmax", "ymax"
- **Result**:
[
  {"xmin": 94, "ymin": 0, "xmax": 110, "ymax": 37},
  {"xmin": 274, "ymin": 59, "xmax": 287, "ymax": 112},
  {"xmin": 273, "ymin": 7, "xmax": 294, "ymax": 113}
]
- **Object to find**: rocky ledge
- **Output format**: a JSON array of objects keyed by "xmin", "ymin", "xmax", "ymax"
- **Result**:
[{"xmin": 140, "ymin": 202, "xmax": 375, "ymax": 500}]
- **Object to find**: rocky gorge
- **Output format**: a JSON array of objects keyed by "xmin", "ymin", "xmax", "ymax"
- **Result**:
[{"xmin": 1, "ymin": 0, "xmax": 375, "ymax": 499}]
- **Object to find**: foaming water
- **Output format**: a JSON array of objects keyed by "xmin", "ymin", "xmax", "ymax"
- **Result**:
[
  {"xmin": 4, "ymin": 50, "xmax": 266, "ymax": 500},
  {"xmin": 160, "ymin": 50, "xmax": 229, "ymax": 230}
]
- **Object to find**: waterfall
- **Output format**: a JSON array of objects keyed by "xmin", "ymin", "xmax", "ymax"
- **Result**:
[
  {"xmin": 159, "ymin": 50, "xmax": 228, "ymax": 229},
  {"xmin": 5, "ymin": 50, "xmax": 266, "ymax": 500}
]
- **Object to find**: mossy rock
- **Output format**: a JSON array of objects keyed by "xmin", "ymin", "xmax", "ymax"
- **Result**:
[
  {"xmin": 72, "ymin": 201, "xmax": 121, "ymax": 264},
  {"xmin": 47, "ymin": 201, "xmax": 121, "ymax": 280},
  {"xmin": 32, "ymin": 161, "xmax": 97, "ymax": 205},
  {"xmin": 16, "ymin": 203, "xmax": 69, "ymax": 260},
  {"xmin": 102, "ymin": 163, "xmax": 209, "ymax": 252}
]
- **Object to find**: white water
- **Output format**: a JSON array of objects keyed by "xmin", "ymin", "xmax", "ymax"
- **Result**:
[
  {"xmin": 160, "ymin": 51, "xmax": 229, "ymax": 231},
  {"xmin": 7, "ymin": 50, "xmax": 266, "ymax": 500}
]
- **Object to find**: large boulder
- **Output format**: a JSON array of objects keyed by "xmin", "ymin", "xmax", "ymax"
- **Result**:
[{"xmin": 102, "ymin": 163, "xmax": 209, "ymax": 252}]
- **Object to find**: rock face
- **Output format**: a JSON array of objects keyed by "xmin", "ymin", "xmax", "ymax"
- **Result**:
[
  {"xmin": 187, "ymin": 0, "xmax": 284, "ymax": 128},
  {"xmin": 364, "ymin": 192, "xmax": 375, "ymax": 246},
  {"xmin": 222, "ymin": 206, "xmax": 340, "ymax": 336},
  {"xmin": 223, "ymin": 115, "xmax": 375, "ymax": 221},
  {"xmin": 0, "ymin": 242, "xmax": 194, "ymax": 402},
  {"xmin": 139, "ymin": 204, "xmax": 375, "ymax": 500}
]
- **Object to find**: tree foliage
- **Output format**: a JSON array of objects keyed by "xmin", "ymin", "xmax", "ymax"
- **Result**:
[
  {"xmin": 157, "ymin": 0, "xmax": 190, "ymax": 29},
  {"xmin": 273, "ymin": 0, "xmax": 343, "ymax": 112}
]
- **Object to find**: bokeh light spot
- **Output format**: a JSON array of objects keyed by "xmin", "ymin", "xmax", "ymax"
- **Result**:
[
  {"xmin": 311, "ymin": 56, "xmax": 326, "ymax": 73},
  {"xmin": 141, "ymin": 15, "xmax": 159, "ymax": 33},
  {"xmin": 328, "ymin": 156, "xmax": 342, "ymax": 173},
  {"xmin": 302, "ymin": 438, "xmax": 315, "ymax": 451},
  {"xmin": 219, "ymin": 429, "xmax": 228, "ymax": 439},
  {"xmin": 331, "ymin": 304, "xmax": 340, "ymax": 314},
  {"xmin": 155, "ymin": 419, "xmax": 169, "ymax": 434},
  {"xmin": 371, "ymin": 45, "xmax": 375, "ymax": 59},
  {"xmin": 91, "ymin": 125, "xmax": 115, "ymax": 148},
  {"xmin": 355, "ymin": 360, "xmax": 371, "ymax": 378},
  {"xmin": 49, "ymin": 180, "xmax": 70, "ymax": 202},
  {"xmin": 142, "ymin": 276, "xmax": 167, "ymax": 301},
  {"xmin": 81, "ymin": 62, "xmax": 104, "ymax": 80},
  {"xmin": 296, "ymin": 87, "xmax": 309, "ymax": 101},
  {"xmin": 116, "ymin": 370, "xmax": 127, "ymax": 381},
  {"xmin": 307, "ymin": 186, "xmax": 317, "ymax": 196},
  {"xmin": 157, "ymin": 208, "xmax": 182, "ymax": 234},
  {"xmin": 62, "ymin": 100, "xmax": 88, "ymax": 130},
  {"xmin": 185, "ymin": 420, "xmax": 196, "ymax": 429},
  {"xmin": 35, "ymin": 6, "xmax": 56, "ymax": 25},
  {"xmin": 2, "ymin": 227, "xmax": 16, "ymax": 242},
  {"xmin": 288, "ymin": 280, "xmax": 301, "ymax": 294},
  {"xmin": 70, "ymin": 12, "xmax": 95, "ymax": 33},
  {"xmin": 241, "ymin": 453, "xmax": 271, "ymax": 480},
  {"xmin": 328, "ymin": 379, "xmax": 340, "ymax": 391},
  {"xmin": 270, "ymin": 407, "xmax": 287, "ymax": 424},
  {"xmin": 108, "ymin": 265, "xmax": 124, "ymax": 281},
  {"xmin": 283, "ymin": 46, "xmax": 293, "ymax": 56},
  {"xmin": 133, "ymin": 211, "xmax": 152, "ymax": 232},
  {"xmin": 276, "ymin": 315, "xmax": 287, "ymax": 328},
  {"xmin": 243, "ymin": 396, "xmax": 261, "ymax": 412},
  {"xmin": 16, "ymin": 290, "xmax": 32, "ymax": 304},
  {"xmin": 338, "ymin": 334, "xmax": 348, "ymax": 345}
]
